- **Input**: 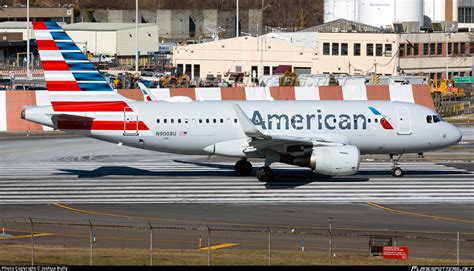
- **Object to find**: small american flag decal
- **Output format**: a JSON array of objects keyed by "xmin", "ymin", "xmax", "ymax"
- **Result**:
[{"xmin": 179, "ymin": 131, "xmax": 188, "ymax": 136}]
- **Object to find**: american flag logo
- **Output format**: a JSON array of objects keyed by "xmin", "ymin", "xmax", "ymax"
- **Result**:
[{"xmin": 179, "ymin": 131, "xmax": 188, "ymax": 136}]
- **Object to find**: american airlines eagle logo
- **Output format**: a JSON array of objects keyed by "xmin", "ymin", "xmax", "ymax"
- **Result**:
[{"xmin": 368, "ymin": 107, "xmax": 394, "ymax": 130}]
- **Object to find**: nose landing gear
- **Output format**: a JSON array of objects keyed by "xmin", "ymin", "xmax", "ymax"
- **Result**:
[{"xmin": 390, "ymin": 154, "xmax": 404, "ymax": 177}]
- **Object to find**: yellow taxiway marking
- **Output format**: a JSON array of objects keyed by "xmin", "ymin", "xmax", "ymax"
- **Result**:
[
  {"xmin": 0, "ymin": 233, "xmax": 53, "ymax": 240},
  {"xmin": 54, "ymin": 203, "xmax": 474, "ymax": 235},
  {"xmin": 198, "ymin": 243, "xmax": 239, "ymax": 251},
  {"xmin": 367, "ymin": 202, "xmax": 474, "ymax": 225}
]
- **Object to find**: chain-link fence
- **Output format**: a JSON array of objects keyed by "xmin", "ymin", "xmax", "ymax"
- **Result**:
[{"xmin": 0, "ymin": 217, "xmax": 473, "ymax": 266}]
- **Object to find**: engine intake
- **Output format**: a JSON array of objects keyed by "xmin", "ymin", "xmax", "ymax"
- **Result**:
[
  {"xmin": 281, "ymin": 145, "xmax": 360, "ymax": 176},
  {"xmin": 311, "ymin": 145, "xmax": 360, "ymax": 176}
]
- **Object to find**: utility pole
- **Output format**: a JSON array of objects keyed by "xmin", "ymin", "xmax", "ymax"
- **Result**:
[
  {"xmin": 236, "ymin": 0, "xmax": 239, "ymax": 37},
  {"xmin": 446, "ymin": 33, "xmax": 451, "ymax": 80},
  {"xmin": 135, "ymin": 0, "xmax": 139, "ymax": 74},
  {"xmin": 27, "ymin": 0, "xmax": 31, "ymax": 80}
]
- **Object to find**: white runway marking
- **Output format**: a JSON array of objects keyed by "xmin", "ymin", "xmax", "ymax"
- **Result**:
[{"xmin": 0, "ymin": 162, "xmax": 472, "ymax": 204}]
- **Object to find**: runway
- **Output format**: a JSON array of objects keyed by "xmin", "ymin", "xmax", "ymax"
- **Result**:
[
  {"xmin": 0, "ymin": 135, "xmax": 473, "ymax": 262},
  {"xmin": 0, "ymin": 161, "xmax": 473, "ymax": 204},
  {"xmin": 0, "ymin": 136, "xmax": 473, "ymax": 204}
]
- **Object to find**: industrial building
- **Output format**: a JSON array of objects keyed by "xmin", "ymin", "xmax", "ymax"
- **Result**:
[
  {"xmin": 0, "ymin": 22, "xmax": 161, "ymax": 67},
  {"xmin": 0, "ymin": 6, "xmax": 74, "ymax": 23},
  {"xmin": 324, "ymin": 0, "xmax": 474, "ymax": 30},
  {"xmin": 88, "ymin": 8, "xmax": 263, "ymax": 40},
  {"xmin": 173, "ymin": 19, "xmax": 473, "ymax": 81}
]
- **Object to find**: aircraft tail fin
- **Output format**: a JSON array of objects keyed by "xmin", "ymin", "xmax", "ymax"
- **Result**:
[{"xmin": 32, "ymin": 22, "xmax": 125, "ymax": 104}]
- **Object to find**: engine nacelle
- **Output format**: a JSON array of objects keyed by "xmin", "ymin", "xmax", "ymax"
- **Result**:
[{"xmin": 310, "ymin": 146, "xmax": 360, "ymax": 176}]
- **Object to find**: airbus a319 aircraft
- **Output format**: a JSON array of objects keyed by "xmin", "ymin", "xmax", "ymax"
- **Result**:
[{"xmin": 22, "ymin": 22, "xmax": 462, "ymax": 182}]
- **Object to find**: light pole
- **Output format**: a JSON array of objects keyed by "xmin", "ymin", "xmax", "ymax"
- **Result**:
[
  {"xmin": 27, "ymin": 0, "xmax": 30, "ymax": 80},
  {"xmin": 135, "ymin": 0, "xmax": 139, "ymax": 74},
  {"xmin": 445, "ymin": 32, "xmax": 451, "ymax": 80},
  {"xmin": 236, "ymin": 0, "xmax": 239, "ymax": 37}
]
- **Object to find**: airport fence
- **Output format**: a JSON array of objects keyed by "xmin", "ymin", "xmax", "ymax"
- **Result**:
[{"xmin": 0, "ymin": 217, "xmax": 473, "ymax": 266}]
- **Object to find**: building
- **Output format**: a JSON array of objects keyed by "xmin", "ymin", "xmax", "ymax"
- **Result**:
[
  {"xmin": 61, "ymin": 23, "xmax": 159, "ymax": 56},
  {"xmin": 0, "ymin": 22, "xmax": 161, "ymax": 67},
  {"xmin": 173, "ymin": 19, "xmax": 473, "ymax": 81},
  {"xmin": 324, "ymin": 0, "xmax": 474, "ymax": 30},
  {"xmin": 0, "ymin": 6, "xmax": 74, "ymax": 23},
  {"xmin": 88, "ymin": 9, "xmax": 263, "ymax": 41},
  {"xmin": 173, "ymin": 33, "xmax": 317, "ymax": 81}
]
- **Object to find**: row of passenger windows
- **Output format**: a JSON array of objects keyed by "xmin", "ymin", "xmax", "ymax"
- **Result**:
[
  {"xmin": 157, "ymin": 118, "xmax": 239, "ymax": 124},
  {"xmin": 157, "ymin": 117, "xmax": 386, "ymax": 125}
]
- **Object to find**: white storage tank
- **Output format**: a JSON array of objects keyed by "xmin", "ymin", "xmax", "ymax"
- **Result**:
[
  {"xmin": 358, "ymin": 0, "xmax": 424, "ymax": 28},
  {"xmin": 395, "ymin": 0, "xmax": 424, "ymax": 25},
  {"xmin": 324, "ymin": 0, "xmax": 359, "ymax": 23},
  {"xmin": 424, "ymin": 0, "xmax": 446, "ymax": 23}
]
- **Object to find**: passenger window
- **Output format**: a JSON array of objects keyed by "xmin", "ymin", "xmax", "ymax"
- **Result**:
[
  {"xmin": 199, "ymin": 119, "xmax": 203, "ymax": 124},
  {"xmin": 213, "ymin": 119, "xmax": 217, "ymax": 123},
  {"xmin": 234, "ymin": 119, "xmax": 238, "ymax": 123},
  {"xmin": 368, "ymin": 119, "xmax": 371, "ymax": 123},
  {"xmin": 185, "ymin": 119, "xmax": 189, "ymax": 124},
  {"xmin": 374, "ymin": 118, "xmax": 378, "ymax": 123},
  {"xmin": 433, "ymin": 115, "xmax": 441, "ymax": 123},
  {"xmin": 220, "ymin": 119, "xmax": 224, "ymax": 123},
  {"xmin": 157, "ymin": 119, "xmax": 160, "ymax": 124},
  {"xmin": 206, "ymin": 119, "xmax": 210, "ymax": 124},
  {"xmin": 164, "ymin": 119, "xmax": 167, "ymax": 124},
  {"xmin": 426, "ymin": 115, "xmax": 433, "ymax": 123},
  {"xmin": 178, "ymin": 119, "xmax": 182, "ymax": 124}
]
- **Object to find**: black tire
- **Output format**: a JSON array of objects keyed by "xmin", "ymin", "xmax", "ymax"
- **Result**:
[
  {"xmin": 256, "ymin": 167, "xmax": 275, "ymax": 182},
  {"xmin": 234, "ymin": 160, "xmax": 253, "ymax": 176},
  {"xmin": 392, "ymin": 167, "xmax": 404, "ymax": 177}
]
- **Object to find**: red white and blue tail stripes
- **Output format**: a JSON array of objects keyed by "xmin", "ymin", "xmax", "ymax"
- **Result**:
[
  {"xmin": 33, "ymin": 22, "xmax": 113, "ymax": 94},
  {"xmin": 33, "ymin": 22, "xmax": 150, "ymax": 133}
]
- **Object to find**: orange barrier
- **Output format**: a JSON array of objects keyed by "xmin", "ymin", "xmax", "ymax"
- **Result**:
[{"xmin": 0, "ymin": 85, "xmax": 435, "ymax": 132}]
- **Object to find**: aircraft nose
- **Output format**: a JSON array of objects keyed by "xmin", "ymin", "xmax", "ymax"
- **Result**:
[{"xmin": 447, "ymin": 124, "xmax": 462, "ymax": 145}]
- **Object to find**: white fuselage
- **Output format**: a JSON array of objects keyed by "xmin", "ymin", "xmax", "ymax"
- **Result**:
[{"xmin": 24, "ymin": 100, "xmax": 462, "ymax": 159}]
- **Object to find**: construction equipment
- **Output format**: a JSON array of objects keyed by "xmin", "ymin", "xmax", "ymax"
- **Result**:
[
  {"xmin": 429, "ymin": 79, "xmax": 465, "ymax": 97},
  {"xmin": 159, "ymin": 67, "xmax": 191, "ymax": 88},
  {"xmin": 279, "ymin": 71, "xmax": 300, "ymax": 87}
]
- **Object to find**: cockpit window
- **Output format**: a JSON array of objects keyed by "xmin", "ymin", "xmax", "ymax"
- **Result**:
[
  {"xmin": 433, "ymin": 115, "xmax": 441, "ymax": 123},
  {"xmin": 426, "ymin": 115, "xmax": 433, "ymax": 123}
]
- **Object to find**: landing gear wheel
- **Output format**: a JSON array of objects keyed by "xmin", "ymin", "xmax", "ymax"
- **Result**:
[
  {"xmin": 256, "ymin": 167, "xmax": 274, "ymax": 182},
  {"xmin": 390, "ymin": 153, "xmax": 405, "ymax": 178},
  {"xmin": 392, "ymin": 167, "xmax": 404, "ymax": 177},
  {"xmin": 234, "ymin": 159, "xmax": 253, "ymax": 176}
]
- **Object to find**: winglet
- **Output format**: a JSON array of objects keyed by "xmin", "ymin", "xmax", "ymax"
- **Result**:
[
  {"xmin": 138, "ymin": 82, "xmax": 157, "ymax": 101},
  {"xmin": 232, "ymin": 104, "xmax": 269, "ymax": 139}
]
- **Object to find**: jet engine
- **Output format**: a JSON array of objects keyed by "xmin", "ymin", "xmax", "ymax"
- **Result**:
[{"xmin": 281, "ymin": 145, "xmax": 361, "ymax": 176}]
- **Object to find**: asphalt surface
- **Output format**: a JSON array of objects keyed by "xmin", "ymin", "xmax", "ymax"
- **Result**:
[{"xmin": 0, "ymin": 132, "xmax": 473, "ymax": 261}]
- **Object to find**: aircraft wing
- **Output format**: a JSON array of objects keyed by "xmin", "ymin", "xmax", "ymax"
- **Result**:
[{"xmin": 233, "ymin": 104, "xmax": 346, "ymax": 155}]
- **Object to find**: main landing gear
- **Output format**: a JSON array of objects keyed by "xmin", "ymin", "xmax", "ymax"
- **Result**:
[
  {"xmin": 234, "ymin": 159, "xmax": 253, "ymax": 176},
  {"xmin": 234, "ymin": 159, "xmax": 275, "ymax": 182},
  {"xmin": 256, "ymin": 167, "xmax": 274, "ymax": 182},
  {"xmin": 390, "ymin": 154, "xmax": 404, "ymax": 177}
]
